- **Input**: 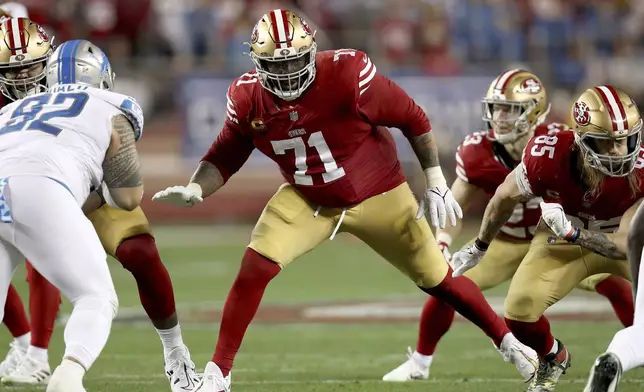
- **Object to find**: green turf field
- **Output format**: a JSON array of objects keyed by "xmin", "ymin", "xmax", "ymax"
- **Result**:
[{"xmin": 1, "ymin": 225, "xmax": 642, "ymax": 392}]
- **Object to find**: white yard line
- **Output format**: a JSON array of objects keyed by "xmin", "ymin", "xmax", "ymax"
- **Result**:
[{"xmin": 94, "ymin": 373, "xmax": 644, "ymax": 385}]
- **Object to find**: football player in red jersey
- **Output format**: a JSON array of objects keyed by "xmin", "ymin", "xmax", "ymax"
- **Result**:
[
  {"xmin": 0, "ymin": 13, "xmax": 61, "ymax": 383},
  {"xmin": 451, "ymin": 85, "xmax": 643, "ymax": 392},
  {"xmin": 0, "ymin": 18, "xmax": 200, "ymax": 391},
  {"xmin": 153, "ymin": 9, "xmax": 539, "ymax": 391},
  {"xmin": 382, "ymin": 70, "xmax": 633, "ymax": 382}
]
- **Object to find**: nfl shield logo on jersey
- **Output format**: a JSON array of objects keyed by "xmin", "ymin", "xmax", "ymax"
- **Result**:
[{"xmin": 289, "ymin": 111, "xmax": 299, "ymax": 122}]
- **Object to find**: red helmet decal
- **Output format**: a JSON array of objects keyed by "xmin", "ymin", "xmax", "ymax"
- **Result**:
[
  {"xmin": 574, "ymin": 101, "xmax": 591, "ymax": 126},
  {"xmin": 250, "ymin": 23, "xmax": 259, "ymax": 44},
  {"xmin": 36, "ymin": 24, "xmax": 49, "ymax": 42},
  {"xmin": 520, "ymin": 78, "xmax": 541, "ymax": 94},
  {"xmin": 300, "ymin": 17, "xmax": 312, "ymax": 36}
]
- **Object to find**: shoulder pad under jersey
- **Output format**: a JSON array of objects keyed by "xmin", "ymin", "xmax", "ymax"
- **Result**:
[
  {"xmin": 90, "ymin": 89, "xmax": 144, "ymax": 141},
  {"xmin": 535, "ymin": 122, "xmax": 571, "ymax": 137},
  {"xmin": 225, "ymin": 73, "xmax": 258, "ymax": 126},
  {"xmin": 329, "ymin": 49, "xmax": 376, "ymax": 97},
  {"xmin": 455, "ymin": 131, "xmax": 493, "ymax": 182},
  {"xmin": 520, "ymin": 130, "xmax": 574, "ymax": 196}
]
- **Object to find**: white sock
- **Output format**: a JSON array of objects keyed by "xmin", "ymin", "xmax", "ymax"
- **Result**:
[
  {"xmin": 14, "ymin": 332, "xmax": 30, "ymax": 348},
  {"xmin": 548, "ymin": 340, "xmax": 558, "ymax": 356},
  {"xmin": 27, "ymin": 346, "xmax": 48, "ymax": 364},
  {"xmin": 63, "ymin": 295, "xmax": 116, "ymax": 370},
  {"xmin": 412, "ymin": 351, "xmax": 433, "ymax": 368},
  {"xmin": 608, "ymin": 325, "xmax": 644, "ymax": 372},
  {"xmin": 157, "ymin": 324, "xmax": 184, "ymax": 357}
]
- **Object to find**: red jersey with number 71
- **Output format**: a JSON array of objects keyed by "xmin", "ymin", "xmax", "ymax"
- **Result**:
[
  {"xmin": 201, "ymin": 49, "xmax": 432, "ymax": 208},
  {"xmin": 517, "ymin": 130, "xmax": 644, "ymax": 232},
  {"xmin": 455, "ymin": 122, "xmax": 566, "ymax": 239}
]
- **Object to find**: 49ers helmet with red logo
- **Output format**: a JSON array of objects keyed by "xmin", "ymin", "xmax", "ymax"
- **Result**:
[
  {"xmin": 247, "ymin": 9, "xmax": 316, "ymax": 101},
  {"xmin": 0, "ymin": 18, "xmax": 53, "ymax": 100},
  {"xmin": 482, "ymin": 69, "xmax": 550, "ymax": 144},
  {"xmin": 571, "ymin": 86, "xmax": 642, "ymax": 177}
]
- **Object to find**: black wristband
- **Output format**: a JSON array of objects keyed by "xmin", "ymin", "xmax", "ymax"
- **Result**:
[{"xmin": 474, "ymin": 238, "xmax": 489, "ymax": 251}]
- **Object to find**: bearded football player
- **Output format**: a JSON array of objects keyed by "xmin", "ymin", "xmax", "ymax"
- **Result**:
[
  {"xmin": 450, "ymin": 85, "xmax": 643, "ymax": 392},
  {"xmin": 0, "ymin": 16, "xmax": 63, "ymax": 383},
  {"xmin": 153, "ymin": 9, "xmax": 538, "ymax": 391},
  {"xmin": 382, "ymin": 70, "xmax": 634, "ymax": 383},
  {"xmin": 0, "ymin": 19, "xmax": 200, "ymax": 391}
]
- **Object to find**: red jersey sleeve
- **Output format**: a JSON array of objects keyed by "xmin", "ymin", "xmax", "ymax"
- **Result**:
[
  {"xmin": 200, "ymin": 81, "xmax": 255, "ymax": 182},
  {"xmin": 517, "ymin": 132, "xmax": 568, "ymax": 197},
  {"xmin": 337, "ymin": 50, "xmax": 431, "ymax": 138},
  {"xmin": 454, "ymin": 131, "xmax": 487, "ymax": 185}
]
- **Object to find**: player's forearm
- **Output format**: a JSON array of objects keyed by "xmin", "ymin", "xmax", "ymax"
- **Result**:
[
  {"xmin": 107, "ymin": 185, "xmax": 144, "ymax": 211},
  {"xmin": 410, "ymin": 132, "xmax": 448, "ymax": 188},
  {"xmin": 188, "ymin": 161, "xmax": 225, "ymax": 198},
  {"xmin": 477, "ymin": 194, "xmax": 517, "ymax": 244},
  {"xmin": 573, "ymin": 230, "xmax": 627, "ymax": 259},
  {"xmin": 410, "ymin": 132, "xmax": 440, "ymax": 169},
  {"xmin": 627, "ymin": 204, "xmax": 644, "ymax": 292}
]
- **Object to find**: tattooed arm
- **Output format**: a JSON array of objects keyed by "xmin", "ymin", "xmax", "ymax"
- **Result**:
[
  {"xmin": 570, "ymin": 198, "xmax": 644, "ymax": 260},
  {"xmin": 410, "ymin": 133, "xmax": 440, "ymax": 169},
  {"xmin": 477, "ymin": 166, "xmax": 533, "ymax": 244},
  {"xmin": 187, "ymin": 161, "xmax": 225, "ymax": 198},
  {"xmin": 101, "ymin": 114, "xmax": 143, "ymax": 211}
]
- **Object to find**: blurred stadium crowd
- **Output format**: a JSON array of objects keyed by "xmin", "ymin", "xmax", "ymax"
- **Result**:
[{"xmin": 22, "ymin": 0, "xmax": 644, "ymax": 120}]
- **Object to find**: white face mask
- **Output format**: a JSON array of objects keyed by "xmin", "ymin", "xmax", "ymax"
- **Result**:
[
  {"xmin": 0, "ymin": 61, "xmax": 48, "ymax": 100},
  {"xmin": 576, "ymin": 123, "xmax": 643, "ymax": 177},
  {"xmin": 250, "ymin": 43, "xmax": 317, "ymax": 101}
]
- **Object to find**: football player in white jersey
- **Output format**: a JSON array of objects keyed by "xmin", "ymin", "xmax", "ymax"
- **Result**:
[
  {"xmin": 0, "ymin": 18, "xmax": 200, "ymax": 391},
  {"xmin": 0, "ymin": 39, "xmax": 142, "ymax": 392},
  {"xmin": 584, "ymin": 201, "xmax": 644, "ymax": 391}
]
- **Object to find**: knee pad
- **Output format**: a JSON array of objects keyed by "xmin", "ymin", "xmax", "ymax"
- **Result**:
[
  {"xmin": 504, "ymin": 292, "xmax": 539, "ymax": 322},
  {"xmin": 116, "ymin": 234, "xmax": 160, "ymax": 274},
  {"xmin": 72, "ymin": 291, "xmax": 118, "ymax": 320}
]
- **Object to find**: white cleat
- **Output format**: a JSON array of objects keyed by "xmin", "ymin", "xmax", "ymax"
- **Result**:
[
  {"xmin": 382, "ymin": 347, "xmax": 430, "ymax": 382},
  {"xmin": 165, "ymin": 345, "xmax": 201, "ymax": 392},
  {"xmin": 1, "ymin": 354, "xmax": 51, "ymax": 385},
  {"xmin": 497, "ymin": 333, "xmax": 539, "ymax": 382},
  {"xmin": 583, "ymin": 352, "xmax": 622, "ymax": 392},
  {"xmin": 46, "ymin": 364, "xmax": 86, "ymax": 392},
  {"xmin": 192, "ymin": 361, "xmax": 230, "ymax": 392},
  {"xmin": 0, "ymin": 340, "xmax": 26, "ymax": 378}
]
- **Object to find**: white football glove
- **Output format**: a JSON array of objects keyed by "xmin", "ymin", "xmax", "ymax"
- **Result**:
[
  {"xmin": 451, "ymin": 243, "xmax": 487, "ymax": 278},
  {"xmin": 539, "ymin": 201, "xmax": 576, "ymax": 239},
  {"xmin": 152, "ymin": 183, "xmax": 203, "ymax": 207},
  {"xmin": 437, "ymin": 240, "xmax": 452, "ymax": 262},
  {"xmin": 416, "ymin": 185, "xmax": 463, "ymax": 228}
]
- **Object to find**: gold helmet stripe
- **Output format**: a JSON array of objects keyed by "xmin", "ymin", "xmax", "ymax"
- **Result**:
[
  {"xmin": 269, "ymin": 9, "xmax": 291, "ymax": 49},
  {"xmin": 7, "ymin": 18, "xmax": 26, "ymax": 55},
  {"xmin": 595, "ymin": 85, "xmax": 628, "ymax": 132},
  {"xmin": 493, "ymin": 68, "xmax": 523, "ymax": 93}
]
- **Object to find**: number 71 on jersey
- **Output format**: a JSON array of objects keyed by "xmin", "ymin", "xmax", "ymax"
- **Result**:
[{"xmin": 271, "ymin": 131, "xmax": 346, "ymax": 185}]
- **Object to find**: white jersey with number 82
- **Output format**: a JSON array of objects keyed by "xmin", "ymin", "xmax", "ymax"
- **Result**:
[{"xmin": 0, "ymin": 84, "xmax": 143, "ymax": 205}]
